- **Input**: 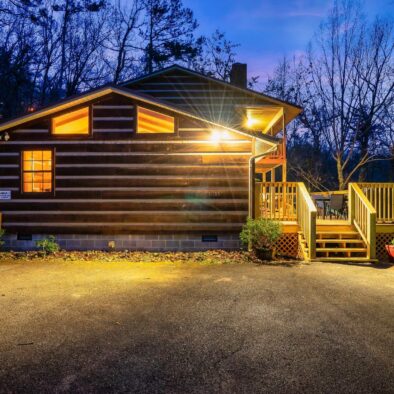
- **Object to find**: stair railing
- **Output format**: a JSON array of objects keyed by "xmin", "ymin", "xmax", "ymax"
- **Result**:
[
  {"xmin": 296, "ymin": 182, "xmax": 317, "ymax": 260},
  {"xmin": 348, "ymin": 183, "xmax": 377, "ymax": 260}
]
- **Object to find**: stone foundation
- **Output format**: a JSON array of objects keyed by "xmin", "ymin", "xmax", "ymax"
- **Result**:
[{"xmin": 2, "ymin": 233, "xmax": 242, "ymax": 252}]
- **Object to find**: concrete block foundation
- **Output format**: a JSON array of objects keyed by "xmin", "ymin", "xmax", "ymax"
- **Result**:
[{"xmin": 2, "ymin": 233, "xmax": 242, "ymax": 252}]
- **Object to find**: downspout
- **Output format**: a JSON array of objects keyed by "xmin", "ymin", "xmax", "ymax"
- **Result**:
[{"xmin": 248, "ymin": 144, "xmax": 279, "ymax": 219}]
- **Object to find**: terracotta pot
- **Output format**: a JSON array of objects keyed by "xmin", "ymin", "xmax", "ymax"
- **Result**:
[
  {"xmin": 255, "ymin": 248, "xmax": 274, "ymax": 261},
  {"xmin": 385, "ymin": 245, "xmax": 394, "ymax": 263}
]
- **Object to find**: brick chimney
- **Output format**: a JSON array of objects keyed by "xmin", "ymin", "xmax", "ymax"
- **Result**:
[{"xmin": 230, "ymin": 63, "xmax": 247, "ymax": 89}]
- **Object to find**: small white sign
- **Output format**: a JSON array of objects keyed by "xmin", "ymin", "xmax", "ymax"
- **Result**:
[{"xmin": 0, "ymin": 190, "xmax": 11, "ymax": 200}]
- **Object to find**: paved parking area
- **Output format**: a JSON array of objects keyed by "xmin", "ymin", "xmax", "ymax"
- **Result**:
[{"xmin": 0, "ymin": 259, "xmax": 393, "ymax": 393}]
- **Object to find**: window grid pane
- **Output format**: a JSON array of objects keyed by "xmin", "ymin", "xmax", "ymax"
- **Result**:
[{"xmin": 23, "ymin": 150, "xmax": 52, "ymax": 193}]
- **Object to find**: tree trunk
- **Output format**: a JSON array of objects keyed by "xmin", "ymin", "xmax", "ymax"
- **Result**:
[{"xmin": 336, "ymin": 158, "xmax": 345, "ymax": 190}]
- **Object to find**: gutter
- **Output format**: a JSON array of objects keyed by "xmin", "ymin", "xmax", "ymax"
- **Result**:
[{"xmin": 248, "ymin": 144, "xmax": 279, "ymax": 218}]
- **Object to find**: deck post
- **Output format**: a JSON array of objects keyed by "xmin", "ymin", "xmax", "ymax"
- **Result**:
[
  {"xmin": 282, "ymin": 110, "xmax": 287, "ymax": 183},
  {"xmin": 368, "ymin": 211, "xmax": 377, "ymax": 260},
  {"xmin": 348, "ymin": 183, "xmax": 355, "ymax": 225},
  {"xmin": 310, "ymin": 210, "xmax": 317, "ymax": 260}
]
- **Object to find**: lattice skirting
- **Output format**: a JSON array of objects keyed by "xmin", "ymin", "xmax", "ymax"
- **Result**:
[
  {"xmin": 377, "ymin": 233, "xmax": 394, "ymax": 262},
  {"xmin": 275, "ymin": 233, "xmax": 300, "ymax": 259}
]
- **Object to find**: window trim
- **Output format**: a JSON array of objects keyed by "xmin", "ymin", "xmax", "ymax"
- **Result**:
[
  {"xmin": 20, "ymin": 148, "xmax": 55, "ymax": 196},
  {"xmin": 50, "ymin": 105, "xmax": 92, "ymax": 138},
  {"xmin": 136, "ymin": 105, "xmax": 176, "ymax": 134}
]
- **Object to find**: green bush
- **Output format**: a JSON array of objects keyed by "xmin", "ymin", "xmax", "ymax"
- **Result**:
[
  {"xmin": 36, "ymin": 235, "xmax": 60, "ymax": 254},
  {"xmin": 240, "ymin": 218, "xmax": 282, "ymax": 250},
  {"xmin": 0, "ymin": 228, "xmax": 5, "ymax": 248}
]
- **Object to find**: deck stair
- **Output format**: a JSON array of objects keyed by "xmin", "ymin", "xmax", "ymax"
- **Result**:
[{"xmin": 299, "ymin": 223, "xmax": 375, "ymax": 262}]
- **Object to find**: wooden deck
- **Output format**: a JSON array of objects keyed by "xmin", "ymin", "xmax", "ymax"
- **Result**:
[{"xmin": 255, "ymin": 182, "xmax": 394, "ymax": 262}]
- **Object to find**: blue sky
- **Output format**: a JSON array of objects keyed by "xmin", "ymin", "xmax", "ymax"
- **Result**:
[{"xmin": 183, "ymin": 0, "xmax": 394, "ymax": 81}]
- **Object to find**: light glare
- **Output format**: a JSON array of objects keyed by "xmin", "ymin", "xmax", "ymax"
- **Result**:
[{"xmin": 210, "ymin": 129, "xmax": 229, "ymax": 143}]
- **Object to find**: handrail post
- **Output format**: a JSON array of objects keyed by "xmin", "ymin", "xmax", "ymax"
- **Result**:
[
  {"xmin": 309, "ymin": 209, "xmax": 316, "ymax": 259},
  {"xmin": 348, "ymin": 183, "xmax": 355, "ymax": 225},
  {"xmin": 368, "ymin": 210, "xmax": 376, "ymax": 260},
  {"xmin": 296, "ymin": 182, "xmax": 317, "ymax": 261}
]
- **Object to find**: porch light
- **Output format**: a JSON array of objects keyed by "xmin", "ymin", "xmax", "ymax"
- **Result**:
[
  {"xmin": 1, "ymin": 132, "xmax": 10, "ymax": 142},
  {"xmin": 246, "ymin": 114, "xmax": 257, "ymax": 128}
]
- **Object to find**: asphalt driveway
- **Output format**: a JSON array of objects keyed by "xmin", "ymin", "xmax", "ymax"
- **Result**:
[{"xmin": 0, "ymin": 259, "xmax": 393, "ymax": 393}]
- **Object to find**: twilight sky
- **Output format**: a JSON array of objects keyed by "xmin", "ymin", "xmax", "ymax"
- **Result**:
[{"xmin": 183, "ymin": 0, "xmax": 394, "ymax": 81}]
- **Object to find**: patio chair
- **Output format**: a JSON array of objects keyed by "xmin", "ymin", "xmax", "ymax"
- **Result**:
[
  {"xmin": 312, "ymin": 195, "xmax": 325, "ymax": 219},
  {"xmin": 328, "ymin": 194, "xmax": 347, "ymax": 219}
]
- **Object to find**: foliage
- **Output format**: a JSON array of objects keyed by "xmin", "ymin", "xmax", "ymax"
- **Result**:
[
  {"xmin": 390, "ymin": 239, "xmax": 394, "ymax": 246},
  {"xmin": 35, "ymin": 235, "xmax": 60, "ymax": 254},
  {"xmin": 141, "ymin": 0, "xmax": 198, "ymax": 74},
  {"xmin": 0, "ymin": 228, "xmax": 5, "ymax": 248},
  {"xmin": 240, "ymin": 218, "xmax": 282, "ymax": 251},
  {"xmin": 0, "ymin": 249, "xmax": 254, "ymax": 265},
  {"xmin": 0, "ymin": 0, "xmax": 242, "ymax": 117}
]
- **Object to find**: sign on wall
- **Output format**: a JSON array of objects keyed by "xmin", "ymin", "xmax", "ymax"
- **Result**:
[{"xmin": 0, "ymin": 190, "xmax": 11, "ymax": 200}]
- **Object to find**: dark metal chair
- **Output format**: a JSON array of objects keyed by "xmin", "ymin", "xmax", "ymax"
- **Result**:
[
  {"xmin": 312, "ymin": 195, "xmax": 325, "ymax": 219},
  {"xmin": 328, "ymin": 194, "xmax": 347, "ymax": 219}
]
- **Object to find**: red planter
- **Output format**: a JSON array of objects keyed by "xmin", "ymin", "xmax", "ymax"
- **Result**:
[{"xmin": 385, "ymin": 245, "xmax": 394, "ymax": 263}]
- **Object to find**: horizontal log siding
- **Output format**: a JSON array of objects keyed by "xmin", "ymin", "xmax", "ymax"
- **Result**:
[{"xmin": 0, "ymin": 94, "xmax": 252, "ymax": 234}]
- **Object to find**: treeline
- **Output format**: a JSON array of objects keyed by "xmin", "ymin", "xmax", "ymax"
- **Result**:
[
  {"xmin": 0, "ymin": 0, "xmax": 238, "ymax": 118},
  {"xmin": 265, "ymin": 0, "xmax": 394, "ymax": 189},
  {"xmin": 1, "ymin": 0, "xmax": 393, "ymax": 189}
]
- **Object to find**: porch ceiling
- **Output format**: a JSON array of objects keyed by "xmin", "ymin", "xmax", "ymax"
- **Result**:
[{"xmin": 236, "ymin": 106, "xmax": 284, "ymax": 135}]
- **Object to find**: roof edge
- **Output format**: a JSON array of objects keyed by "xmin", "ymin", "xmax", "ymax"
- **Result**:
[
  {"xmin": 120, "ymin": 64, "xmax": 303, "ymax": 112},
  {"xmin": 0, "ymin": 85, "xmax": 279, "ymax": 146}
]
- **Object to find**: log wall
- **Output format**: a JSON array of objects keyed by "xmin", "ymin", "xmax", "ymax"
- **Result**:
[{"xmin": 0, "ymin": 93, "xmax": 253, "ymax": 238}]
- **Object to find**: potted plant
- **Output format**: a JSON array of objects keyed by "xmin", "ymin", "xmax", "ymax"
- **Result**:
[
  {"xmin": 240, "ymin": 218, "xmax": 282, "ymax": 261},
  {"xmin": 385, "ymin": 239, "xmax": 394, "ymax": 263}
]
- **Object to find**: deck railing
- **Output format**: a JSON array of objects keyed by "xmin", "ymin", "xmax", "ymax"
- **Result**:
[
  {"xmin": 255, "ymin": 181, "xmax": 316, "ymax": 259},
  {"xmin": 357, "ymin": 183, "xmax": 394, "ymax": 223},
  {"xmin": 254, "ymin": 182, "xmax": 297, "ymax": 221},
  {"xmin": 296, "ymin": 182, "xmax": 317, "ymax": 260},
  {"xmin": 348, "ymin": 183, "xmax": 376, "ymax": 260},
  {"xmin": 265, "ymin": 139, "xmax": 286, "ymax": 160}
]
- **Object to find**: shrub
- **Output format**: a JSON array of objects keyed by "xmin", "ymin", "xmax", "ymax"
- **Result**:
[
  {"xmin": 36, "ymin": 235, "xmax": 60, "ymax": 254},
  {"xmin": 0, "ymin": 228, "xmax": 5, "ymax": 248},
  {"xmin": 240, "ymin": 218, "xmax": 282, "ymax": 251},
  {"xmin": 391, "ymin": 239, "xmax": 394, "ymax": 246}
]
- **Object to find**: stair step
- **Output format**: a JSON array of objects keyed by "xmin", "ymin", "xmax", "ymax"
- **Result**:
[
  {"xmin": 316, "ymin": 230, "xmax": 358, "ymax": 235},
  {"xmin": 313, "ymin": 257, "xmax": 378, "ymax": 263},
  {"xmin": 316, "ymin": 239, "xmax": 365, "ymax": 244},
  {"xmin": 316, "ymin": 248, "xmax": 366, "ymax": 253}
]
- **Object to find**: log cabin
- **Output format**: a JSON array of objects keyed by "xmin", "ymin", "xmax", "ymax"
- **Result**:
[{"xmin": 0, "ymin": 63, "xmax": 393, "ymax": 261}]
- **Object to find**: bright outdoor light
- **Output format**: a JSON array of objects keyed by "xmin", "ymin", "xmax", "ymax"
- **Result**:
[
  {"xmin": 210, "ymin": 129, "xmax": 229, "ymax": 142},
  {"xmin": 246, "ymin": 115, "xmax": 257, "ymax": 128}
]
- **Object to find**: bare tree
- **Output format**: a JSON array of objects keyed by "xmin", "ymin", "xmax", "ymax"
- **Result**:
[
  {"xmin": 0, "ymin": 3, "xmax": 36, "ymax": 118},
  {"xmin": 103, "ymin": 0, "xmax": 143, "ymax": 83},
  {"xmin": 192, "ymin": 30, "xmax": 239, "ymax": 81},
  {"xmin": 51, "ymin": 0, "xmax": 107, "ymax": 96},
  {"xmin": 266, "ymin": 0, "xmax": 394, "ymax": 189}
]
